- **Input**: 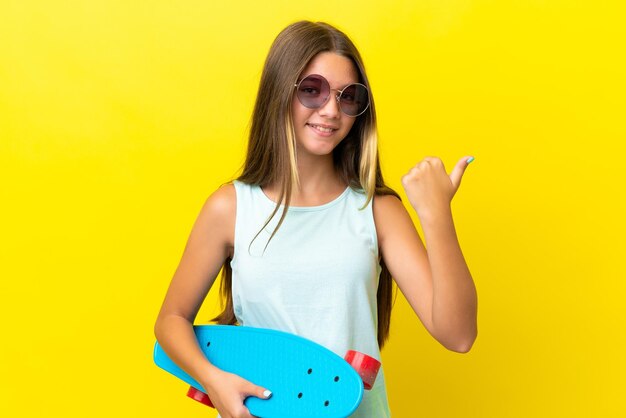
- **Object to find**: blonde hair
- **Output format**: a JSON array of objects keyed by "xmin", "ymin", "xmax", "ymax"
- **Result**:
[{"xmin": 214, "ymin": 21, "xmax": 399, "ymax": 348}]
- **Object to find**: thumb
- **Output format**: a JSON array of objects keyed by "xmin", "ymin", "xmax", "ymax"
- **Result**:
[
  {"xmin": 245, "ymin": 383, "xmax": 273, "ymax": 400},
  {"xmin": 449, "ymin": 156, "xmax": 474, "ymax": 191}
]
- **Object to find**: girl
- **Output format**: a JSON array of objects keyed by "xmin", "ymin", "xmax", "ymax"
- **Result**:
[{"xmin": 155, "ymin": 20, "xmax": 477, "ymax": 418}]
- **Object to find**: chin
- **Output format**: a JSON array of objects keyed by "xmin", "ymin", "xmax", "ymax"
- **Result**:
[{"xmin": 299, "ymin": 138, "xmax": 343, "ymax": 157}]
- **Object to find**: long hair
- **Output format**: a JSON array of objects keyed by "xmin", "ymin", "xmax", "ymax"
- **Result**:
[{"xmin": 213, "ymin": 21, "xmax": 399, "ymax": 349}]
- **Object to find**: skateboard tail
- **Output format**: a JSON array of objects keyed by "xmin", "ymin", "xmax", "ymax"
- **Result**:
[{"xmin": 153, "ymin": 341, "xmax": 206, "ymax": 392}]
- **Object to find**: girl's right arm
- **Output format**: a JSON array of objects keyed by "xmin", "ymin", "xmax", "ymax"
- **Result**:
[{"xmin": 154, "ymin": 184, "xmax": 270, "ymax": 418}]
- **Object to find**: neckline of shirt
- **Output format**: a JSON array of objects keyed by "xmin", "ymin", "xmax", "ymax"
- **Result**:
[{"xmin": 255, "ymin": 185, "xmax": 352, "ymax": 212}]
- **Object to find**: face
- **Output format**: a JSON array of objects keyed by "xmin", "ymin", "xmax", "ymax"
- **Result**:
[{"xmin": 291, "ymin": 52, "xmax": 361, "ymax": 159}]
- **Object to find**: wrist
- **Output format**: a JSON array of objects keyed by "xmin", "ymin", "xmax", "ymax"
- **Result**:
[
  {"xmin": 415, "ymin": 204, "xmax": 453, "ymax": 227},
  {"xmin": 198, "ymin": 363, "xmax": 221, "ymax": 392}
]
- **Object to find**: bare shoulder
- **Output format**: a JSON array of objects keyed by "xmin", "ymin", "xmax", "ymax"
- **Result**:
[
  {"xmin": 373, "ymin": 194, "xmax": 408, "ymax": 224},
  {"xmin": 157, "ymin": 184, "xmax": 237, "ymax": 321},
  {"xmin": 193, "ymin": 183, "xmax": 236, "ymax": 248},
  {"xmin": 373, "ymin": 194, "xmax": 414, "ymax": 245},
  {"xmin": 202, "ymin": 183, "xmax": 236, "ymax": 218}
]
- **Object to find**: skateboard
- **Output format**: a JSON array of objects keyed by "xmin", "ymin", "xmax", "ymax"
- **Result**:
[{"xmin": 153, "ymin": 325, "xmax": 381, "ymax": 418}]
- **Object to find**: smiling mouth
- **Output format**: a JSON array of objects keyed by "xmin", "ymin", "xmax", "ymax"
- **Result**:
[{"xmin": 307, "ymin": 123, "xmax": 338, "ymax": 133}]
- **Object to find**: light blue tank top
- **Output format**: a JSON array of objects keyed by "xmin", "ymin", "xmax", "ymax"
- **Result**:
[{"xmin": 230, "ymin": 180, "xmax": 391, "ymax": 417}]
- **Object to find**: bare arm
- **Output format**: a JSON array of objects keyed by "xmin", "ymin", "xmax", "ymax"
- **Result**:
[
  {"xmin": 154, "ymin": 184, "xmax": 269, "ymax": 417},
  {"xmin": 374, "ymin": 157, "xmax": 478, "ymax": 353}
]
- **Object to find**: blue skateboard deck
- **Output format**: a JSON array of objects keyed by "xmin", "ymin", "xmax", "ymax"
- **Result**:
[{"xmin": 154, "ymin": 325, "xmax": 372, "ymax": 418}]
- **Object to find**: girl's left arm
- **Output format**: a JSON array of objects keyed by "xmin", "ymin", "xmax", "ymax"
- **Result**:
[{"xmin": 374, "ymin": 156, "xmax": 477, "ymax": 353}]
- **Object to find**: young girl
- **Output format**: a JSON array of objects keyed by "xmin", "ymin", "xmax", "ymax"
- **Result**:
[{"xmin": 155, "ymin": 20, "xmax": 477, "ymax": 418}]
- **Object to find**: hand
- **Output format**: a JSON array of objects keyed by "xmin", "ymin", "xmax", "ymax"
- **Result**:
[
  {"xmin": 202, "ymin": 368, "xmax": 272, "ymax": 418},
  {"xmin": 401, "ymin": 156, "xmax": 473, "ymax": 221}
]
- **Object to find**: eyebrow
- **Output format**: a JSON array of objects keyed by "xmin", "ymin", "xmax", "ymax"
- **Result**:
[{"xmin": 299, "ymin": 74, "xmax": 359, "ymax": 90}]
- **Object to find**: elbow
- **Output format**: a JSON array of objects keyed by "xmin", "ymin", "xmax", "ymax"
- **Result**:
[
  {"xmin": 154, "ymin": 312, "xmax": 169, "ymax": 342},
  {"xmin": 154, "ymin": 318, "xmax": 163, "ymax": 342},
  {"xmin": 447, "ymin": 338, "xmax": 475, "ymax": 353},
  {"xmin": 441, "ymin": 328, "xmax": 478, "ymax": 354}
]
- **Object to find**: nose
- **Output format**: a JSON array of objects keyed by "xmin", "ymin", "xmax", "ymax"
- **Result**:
[{"xmin": 318, "ymin": 90, "xmax": 341, "ymax": 118}]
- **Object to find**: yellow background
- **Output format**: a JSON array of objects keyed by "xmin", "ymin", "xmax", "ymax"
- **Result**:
[{"xmin": 1, "ymin": 0, "xmax": 625, "ymax": 416}]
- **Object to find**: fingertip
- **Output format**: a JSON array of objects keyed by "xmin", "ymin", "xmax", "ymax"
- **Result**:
[
  {"xmin": 466, "ymin": 156, "xmax": 475, "ymax": 164},
  {"xmin": 263, "ymin": 389, "xmax": 272, "ymax": 399}
]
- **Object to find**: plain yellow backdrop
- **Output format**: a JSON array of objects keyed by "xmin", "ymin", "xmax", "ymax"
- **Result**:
[{"xmin": 1, "ymin": 0, "xmax": 625, "ymax": 417}]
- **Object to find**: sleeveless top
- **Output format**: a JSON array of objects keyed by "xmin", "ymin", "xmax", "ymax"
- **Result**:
[{"xmin": 228, "ymin": 180, "xmax": 391, "ymax": 417}]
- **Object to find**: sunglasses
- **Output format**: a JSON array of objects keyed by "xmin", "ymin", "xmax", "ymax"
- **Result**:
[{"xmin": 294, "ymin": 74, "xmax": 370, "ymax": 117}]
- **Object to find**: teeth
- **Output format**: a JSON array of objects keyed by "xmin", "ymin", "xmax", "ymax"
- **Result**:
[{"xmin": 309, "ymin": 124, "xmax": 335, "ymax": 133}]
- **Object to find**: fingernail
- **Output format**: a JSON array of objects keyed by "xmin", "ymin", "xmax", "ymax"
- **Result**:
[
  {"xmin": 466, "ymin": 156, "xmax": 475, "ymax": 164},
  {"xmin": 263, "ymin": 390, "xmax": 272, "ymax": 398}
]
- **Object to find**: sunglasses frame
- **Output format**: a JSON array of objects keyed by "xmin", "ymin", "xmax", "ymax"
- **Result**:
[{"xmin": 293, "ymin": 74, "xmax": 370, "ymax": 117}]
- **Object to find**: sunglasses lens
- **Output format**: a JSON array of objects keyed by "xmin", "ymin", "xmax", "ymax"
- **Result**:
[
  {"xmin": 296, "ymin": 75, "xmax": 330, "ymax": 109},
  {"xmin": 339, "ymin": 84, "xmax": 369, "ymax": 116}
]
